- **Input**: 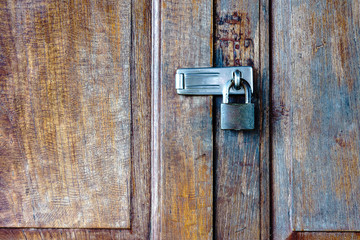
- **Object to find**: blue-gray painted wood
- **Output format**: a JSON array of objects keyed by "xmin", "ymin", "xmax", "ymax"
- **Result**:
[{"xmin": 272, "ymin": 0, "xmax": 360, "ymax": 238}]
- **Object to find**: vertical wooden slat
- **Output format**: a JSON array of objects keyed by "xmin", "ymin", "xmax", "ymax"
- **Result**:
[
  {"xmin": 122, "ymin": 0, "xmax": 152, "ymax": 237},
  {"xmin": 151, "ymin": 0, "xmax": 162, "ymax": 237},
  {"xmin": 271, "ymin": 0, "xmax": 293, "ymax": 237},
  {"xmin": 213, "ymin": 0, "xmax": 270, "ymax": 239},
  {"xmin": 259, "ymin": 0, "xmax": 270, "ymax": 239},
  {"xmin": 152, "ymin": 0, "xmax": 213, "ymax": 239},
  {"xmin": 272, "ymin": 0, "xmax": 360, "ymax": 238}
]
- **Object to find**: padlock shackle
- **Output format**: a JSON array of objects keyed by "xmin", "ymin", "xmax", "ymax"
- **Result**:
[
  {"xmin": 241, "ymin": 79, "xmax": 252, "ymax": 104},
  {"xmin": 222, "ymin": 79, "xmax": 252, "ymax": 104},
  {"xmin": 222, "ymin": 80, "xmax": 234, "ymax": 104}
]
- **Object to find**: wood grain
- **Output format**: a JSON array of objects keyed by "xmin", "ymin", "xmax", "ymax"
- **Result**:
[
  {"xmin": 213, "ymin": 0, "xmax": 270, "ymax": 239},
  {"xmin": 152, "ymin": 0, "xmax": 214, "ymax": 239},
  {"xmin": 1, "ymin": 230, "xmax": 359, "ymax": 240},
  {"xmin": 0, "ymin": 0, "xmax": 131, "ymax": 228},
  {"xmin": 0, "ymin": 228, "xmax": 151, "ymax": 240},
  {"xmin": 272, "ymin": 0, "xmax": 360, "ymax": 238},
  {"xmin": 291, "ymin": 232, "xmax": 360, "ymax": 240},
  {"xmin": 0, "ymin": 229, "xmax": 125, "ymax": 240},
  {"xmin": 0, "ymin": 0, "xmax": 151, "ymax": 235}
]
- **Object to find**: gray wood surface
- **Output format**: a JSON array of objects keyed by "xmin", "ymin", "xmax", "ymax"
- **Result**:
[
  {"xmin": 272, "ymin": 0, "xmax": 360, "ymax": 238},
  {"xmin": 213, "ymin": 0, "xmax": 270, "ymax": 239},
  {"xmin": 152, "ymin": 0, "xmax": 214, "ymax": 239}
]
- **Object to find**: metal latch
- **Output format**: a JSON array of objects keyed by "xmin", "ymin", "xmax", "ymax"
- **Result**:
[
  {"xmin": 175, "ymin": 66, "xmax": 254, "ymax": 130},
  {"xmin": 175, "ymin": 66, "xmax": 253, "ymax": 95}
]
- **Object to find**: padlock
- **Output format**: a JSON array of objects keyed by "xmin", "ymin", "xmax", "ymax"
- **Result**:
[{"xmin": 221, "ymin": 79, "xmax": 254, "ymax": 130}]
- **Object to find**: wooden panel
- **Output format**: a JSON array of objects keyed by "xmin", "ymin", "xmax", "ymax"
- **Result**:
[
  {"xmin": 292, "ymin": 232, "xmax": 360, "ymax": 240},
  {"xmin": 0, "ymin": 0, "xmax": 151, "ymax": 232},
  {"xmin": 0, "ymin": 228, "xmax": 154, "ymax": 240},
  {"xmin": 152, "ymin": 0, "xmax": 213, "ymax": 239},
  {"xmin": 0, "ymin": 229, "xmax": 120, "ymax": 240},
  {"xmin": 1, "ymin": 230, "xmax": 359, "ymax": 240},
  {"xmin": 213, "ymin": 0, "xmax": 270, "ymax": 239},
  {"xmin": 272, "ymin": 0, "xmax": 360, "ymax": 238}
]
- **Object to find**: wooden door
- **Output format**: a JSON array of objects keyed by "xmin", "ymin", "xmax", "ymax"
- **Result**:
[
  {"xmin": 152, "ymin": 0, "xmax": 269, "ymax": 239},
  {"xmin": 0, "ymin": 0, "xmax": 151, "ymax": 238},
  {"xmin": 0, "ymin": 0, "xmax": 359, "ymax": 240},
  {"xmin": 271, "ymin": 0, "xmax": 360, "ymax": 239},
  {"xmin": 153, "ymin": 0, "xmax": 359, "ymax": 239}
]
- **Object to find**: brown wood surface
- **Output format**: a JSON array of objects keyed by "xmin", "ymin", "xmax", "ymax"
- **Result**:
[
  {"xmin": 0, "ymin": 0, "xmax": 151, "ymax": 236},
  {"xmin": 291, "ymin": 232, "xmax": 360, "ymax": 240},
  {"xmin": 152, "ymin": 0, "xmax": 214, "ymax": 239},
  {"xmin": 1, "ymin": 230, "xmax": 359, "ymax": 240},
  {"xmin": 213, "ymin": 0, "xmax": 269, "ymax": 239},
  {"xmin": 0, "ymin": 0, "xmax": 130, "ymax": 228},
  {"xmin": 272, "ymin": 0, "xmax": 360, "ymax": 238},
  {"xmin": 3, "ymin": 0, "xmax": 359, "ymax": 239},
  {"xmin": 0, "ymin": 228, "xmax": 148, "ymax": 240}
]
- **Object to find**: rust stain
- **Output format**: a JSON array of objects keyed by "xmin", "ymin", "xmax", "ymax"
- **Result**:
[
  {"xmin": 313, "ymin": 41, "xmax": 327, "ymax": 54},
  {"xmin": 215, "ymin": 12, "xmax": 254, "ymax": 66},
  {"xmin": 271, "ymin": 100, "xmax": 290, "ymax": 122},
  {"xmin": 335, "ymin": 136, "xmax": 349, "ymax": 148}
]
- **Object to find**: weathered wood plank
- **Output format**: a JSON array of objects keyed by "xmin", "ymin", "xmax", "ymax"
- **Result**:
[
  {"xmin": 213, "ymin": 0, "xmax": 270, "ymax": 239},
  {"xmin": 259, "ymin": 1, "xmax": 270, "ymax": 239},
  {"xmin": 152, "ymin": 0, "xmax": 213, "ymax": 239},
  {"xmin": 272, "ymin": 0, "xmax": 360, "ymax": 238},
  {"xmin": 259, "ymin": 0, "xmax": 270, "ymax": 239},
  {"xmin": 117, "ymin": 0, "xmax": 152, "ymax": 237},
  {"xmin": 0, "ymin": 0, "xmax": 131, "ymax": 228},
  {"xmin": 292, "ymin": 232, "xmax": 360, "ymax": 240},
  {"xmin": 3, "ymin": 230, "xmax": 358, "ymax": 240},
  {"xmin": 0, "ymin": 228, "xmax": 146, "ymax": 240},
  {"xmin": 0, "ymin": 0, "xmax": 151, "ymax": 234}
]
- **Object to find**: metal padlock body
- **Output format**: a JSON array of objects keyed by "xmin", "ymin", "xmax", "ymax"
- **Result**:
[
  {"xmin": 221, "ymin": 79, "xmax": 254, "ymax": 130},
  {"xmin": 221, "ymin": 103, "xmax": 254, "ymax": 130}
]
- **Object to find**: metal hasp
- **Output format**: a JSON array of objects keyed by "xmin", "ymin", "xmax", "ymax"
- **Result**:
[
  {"xmin": 175, "ymin": 66, "xmax": 253, "ymax": 95},
  {"xmin": 175, "ymin": 66, "xmax": 254, "ymax": 130}
]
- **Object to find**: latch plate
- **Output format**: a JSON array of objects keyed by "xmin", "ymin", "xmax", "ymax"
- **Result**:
[{"xmin": 176, "ymin": 66, "xmax": 253, "ymax": 95}]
